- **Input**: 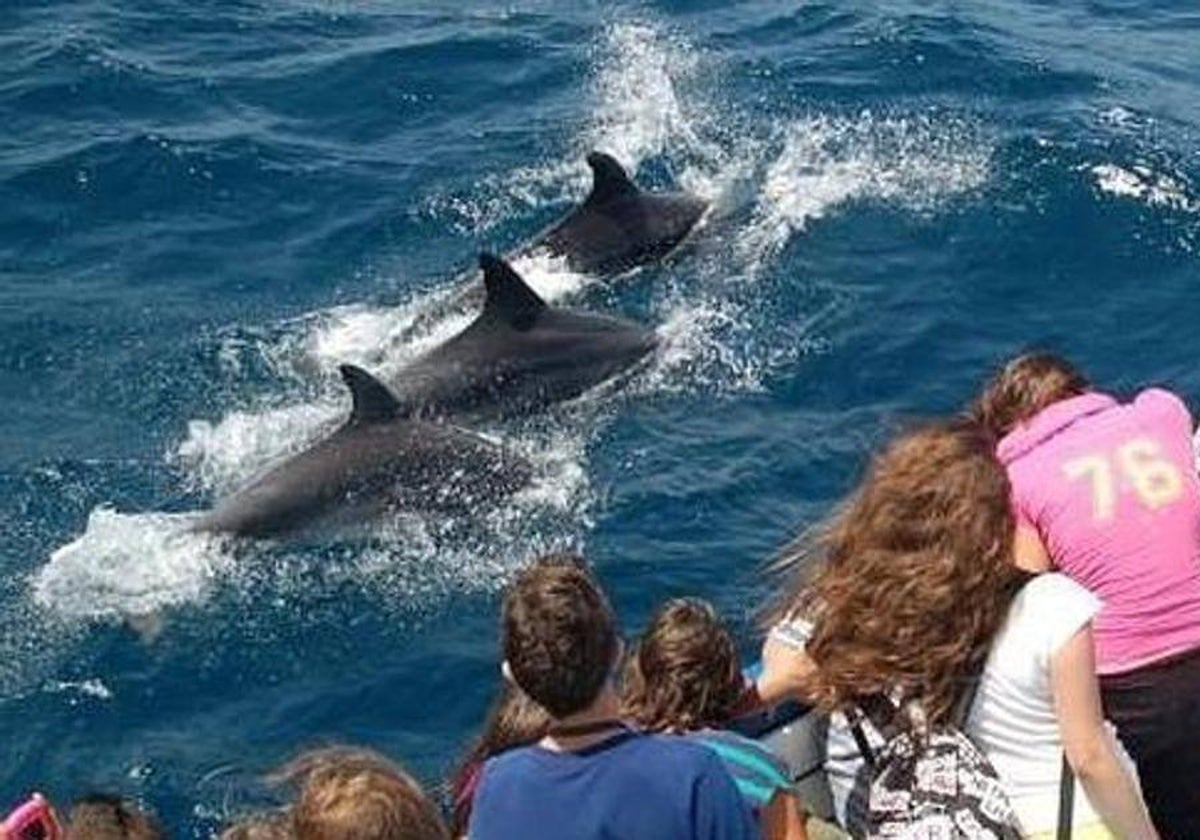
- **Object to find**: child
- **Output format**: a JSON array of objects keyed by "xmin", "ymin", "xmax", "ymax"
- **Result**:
[
  {"xmin": 468, "ymin": 554, "xmax": 756, "ymax": 840},
  {"xmin": 622, "ymin": 598, "xmax": 808, "ymax": 840},
  {"xmin": 272, "ymin": 746, "xmax": 448, "ymax": 840},
  {"xmin": 757, "ymin": 422, "xmax": 1156, "ymax": 838},
  {"xmin": 64, "ymin": 795, "xmax": 165, "ymax": 840}
]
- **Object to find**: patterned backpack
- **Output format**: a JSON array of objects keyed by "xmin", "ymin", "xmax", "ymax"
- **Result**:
[{"xmin": 851, "ymin": 685, "xmax": 1022, "ymax": 839}]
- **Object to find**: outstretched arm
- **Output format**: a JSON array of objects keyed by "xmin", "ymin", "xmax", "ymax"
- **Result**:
[
  {"xmin": 1051, "ymin": 625, "xmax": 1158, "ymax": 839},
  {"xmin": 756, "ymin": 631, "xmax": 818, "ymax": 706}
]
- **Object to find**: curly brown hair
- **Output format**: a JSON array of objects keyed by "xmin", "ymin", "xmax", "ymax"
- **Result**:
[
  {"xmin": 621, "ymin": 598, "xmax": 745, "ymax": 733},
  {"xmin": 971, "ymin": 352, "xmax": 1089, "ymax": 438},
  {"xmin": 774, "ymin": 421, "xmax": 1026, "ymax": 727}
]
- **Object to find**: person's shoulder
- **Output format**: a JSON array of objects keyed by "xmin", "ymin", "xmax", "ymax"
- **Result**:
[
  {"xmin": 692, "ymin": 729, "xmax": 784, "ymax": 767},
  {"xmin": 634, "ymin": 733, "xmax": 731, "ymax": 773},
  {"xmin": 692, "ymin": 729, "xmax": 791, "ymax": 786},
  {"xmin": 1133, "ymin": 387, "xmax": 1192, "ymax": 429},
  {"xmin": 477, "ymin": 744, "xmax": 540, "ymax": 789},
  {"xmin": 1020, "ymin": 573, "xmax": 1100, "ymax": 614},
  {"xmin": 1014, "ymin": 574, "xmax": 1101, "ymax": 652}
]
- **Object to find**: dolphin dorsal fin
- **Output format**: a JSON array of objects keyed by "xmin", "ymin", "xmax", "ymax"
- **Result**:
[
  {"xmin": 585, "ymin": 151, "xmax": 638, "ymax": 206},
  {"xmin": 479, "ymin": 252, "xmax": 547, "ymax": 331},
  {"xmin": 340, "ymin": 364, "xmax": 400, "ymax": 424}
]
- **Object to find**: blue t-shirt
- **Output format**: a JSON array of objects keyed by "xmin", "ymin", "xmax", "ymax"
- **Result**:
[{"xmin": 469, "ymin": 730, "xmax": 757, "ymax": 840}]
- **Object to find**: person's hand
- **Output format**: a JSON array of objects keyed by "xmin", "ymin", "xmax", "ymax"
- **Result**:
[{"xmin": 756, "ymin": 629, "xmax": 817, "ymax": 706}]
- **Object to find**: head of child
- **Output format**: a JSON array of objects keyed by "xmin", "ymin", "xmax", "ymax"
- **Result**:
[
  {"xmin": 274, "ymin": 747, "xmax": 448, "ymax": 840},
  {"xmin": 501, "ymin": 554, "xmax": 619, "ymax": 722},
  {"xmin": 972, "ymin": 352, "xmax": 1089, "ymax": 438},
  {"xmin": 793, "ymin": 421, "xmax": 1026, "ymax": 726},
  {"xmin": 63, "ymin": 795, "xmax": 164, "ymax": 840},
  {"xmin": 621, "ymin": 598, "xmax": 744, "ymax": 733}
]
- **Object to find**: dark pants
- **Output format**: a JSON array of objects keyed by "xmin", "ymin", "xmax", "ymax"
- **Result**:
[{"xmin": 1101, "ymin": 646, "xmax": 1200, "ymax": 840}]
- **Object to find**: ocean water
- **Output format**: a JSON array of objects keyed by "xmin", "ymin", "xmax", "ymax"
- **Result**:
[{"xmin": 2, "ymin": 0, "xmax": 1199, "ymax": 832}]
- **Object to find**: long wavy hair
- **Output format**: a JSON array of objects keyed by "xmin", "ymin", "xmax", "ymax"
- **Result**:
[
  {"xmin": 621, "ymin": 598, "xmax": 745, "ymax": 733},
  {"xmin": 771, "ymin": 421, "xmax": 1026, "ymax": 727}
]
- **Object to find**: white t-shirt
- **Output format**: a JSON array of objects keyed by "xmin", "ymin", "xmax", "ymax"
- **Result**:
[
  {"xmin": 822, "ymin": 574, "xmax": 1131, "ymax": 836},
  {"xmin": 965, "ymin": 573, "xmax": 1133, "ymax": 835}
]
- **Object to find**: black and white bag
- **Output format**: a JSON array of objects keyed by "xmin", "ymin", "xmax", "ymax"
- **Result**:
[
  {"xmin": 851, "ymin": 677, "xmax": 1077, "ymax": 840},
  {"xmin": 853, "ymin": 691, "xmax": 1022, "ymax": 839}
]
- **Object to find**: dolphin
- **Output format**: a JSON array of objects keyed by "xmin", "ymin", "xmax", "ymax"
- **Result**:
[
  {"xmin": 387, "ymin": 253, "xmax": 657, "ymax": 420},
  {"xmin": 193, "ymin": 365, "xmax": 532, "ymax": 538},
  {"xmin": 528, "ymin": 151, "xmax": 709, "ymax": 276},
  {"xmin": 407, "ymin": 153, "xmax": 708, "ymax": 335}
]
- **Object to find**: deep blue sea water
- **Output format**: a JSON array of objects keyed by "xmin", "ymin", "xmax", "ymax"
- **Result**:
[{"xmin": 3, "ymin": 0, "xmax": 1200, "ymax": 834}]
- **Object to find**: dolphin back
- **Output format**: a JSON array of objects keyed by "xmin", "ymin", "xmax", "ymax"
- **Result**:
[
  {"xmin": 535, "ymin": 151, "xmax": 708, "ymax": 276},
  {"xmin": 194, "ymin": 367, "xmax": 532, "ymax": 538}
]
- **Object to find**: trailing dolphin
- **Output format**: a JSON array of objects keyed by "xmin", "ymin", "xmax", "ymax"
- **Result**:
[
  {"xmin": 193, "ymin": 365, "xmax": 532, "ymax": 538},
  {"xmin": 387, "ymin": 253, "xmax": 657, "ymax": 420}
]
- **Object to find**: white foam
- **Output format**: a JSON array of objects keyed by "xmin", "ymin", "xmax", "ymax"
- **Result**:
[
  {"xmin": 738, "ymin": 112, "xmax": 992, "ymax": 273},
  {"xmin": 45, "ymin": 678, "xmax": 114, "ymax": 702},
  {"xmin": 588, "ymin": 22, "xmax": 704, "ymax": 170},
  {"xmin": 419, "ymin": 20, "xmax": 729, "ymax": 234},
  {"xmin": 508, "ymin": 251, "xmax": 589, "ymax": 300},
  {"xmin": 173, "ymin": 401, "xmax": 339, "ymax": 496},
  {"xmin": 33, "ymin": 508, "xmax": 235, "ymax": 621},
  {"xmin": 1092, "ymin": 162, "xmax": 1197, "ymax": 212}
]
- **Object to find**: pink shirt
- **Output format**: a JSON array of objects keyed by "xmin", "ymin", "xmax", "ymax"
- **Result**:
[{"xmin": 998, "ymin": 389, "xmax": 1200, "ymax": 674}]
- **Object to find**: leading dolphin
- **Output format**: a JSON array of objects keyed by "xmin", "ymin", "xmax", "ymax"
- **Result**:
[
  {"xmin": 387, "ymin": 253, "xmax": 657, "ymax": 420},
  {"xmin": 193, "ymin": 365, "xmax": 531, "ymax": 538},
  {"xmin": 530, "ymin": 151, "xmax": 709, "ymax": 276},
  {"xmin": 410, "ymin": 153, "xmax": 708, "ymax": 334}
]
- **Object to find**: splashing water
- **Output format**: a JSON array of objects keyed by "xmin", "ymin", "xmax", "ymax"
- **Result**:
[
  {"xmin": 737, "ymin": 112, "xmax": 992, "ymax": 274},
  {"xmin": 33, "ymin": 509, "xmax": 234, "ymax": 621},
  {"xmin": 1092, "ymin": 162, "xmax": 1198, "ymax": 213}
]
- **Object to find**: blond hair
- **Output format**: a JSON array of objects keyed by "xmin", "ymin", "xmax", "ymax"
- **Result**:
[{"xmin": 273, "ymin": 747, "xmax": 448, "ymax": 840}]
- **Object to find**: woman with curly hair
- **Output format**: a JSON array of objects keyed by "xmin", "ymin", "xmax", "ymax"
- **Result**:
[
  {"xmin": 756, "ymin": 421, "xmax": 1156, "ymax": 838},
  {"xmin": 622, "ymin": 598, "xmax": 807, "ymax": 840},
  {"xmin": 972, "ymin": 353, "xmax": 1200, "ymax": 839}
]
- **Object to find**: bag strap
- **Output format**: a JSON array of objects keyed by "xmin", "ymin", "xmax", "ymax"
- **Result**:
[
  {"xmin": 849, "ymin": 710, "xmax": 878, "ymax": 768},
  {"xmin": 1056, "ymin": 753, "xmax": 1075, "ymax": 840}
]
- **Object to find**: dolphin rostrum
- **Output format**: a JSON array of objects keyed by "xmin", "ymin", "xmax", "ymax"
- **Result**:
[
  {"xmin": 387, "ymin": 253, "xmax": 658, "ymax": 420},
  {"xmin": 193, "ymin": 365, "xmax": 532, "ymax": 538}
]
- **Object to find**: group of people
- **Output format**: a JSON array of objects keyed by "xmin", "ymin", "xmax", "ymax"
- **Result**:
[{"xmin": 6, "ymin": 352, "xmax": 1200, "ymax": 839}]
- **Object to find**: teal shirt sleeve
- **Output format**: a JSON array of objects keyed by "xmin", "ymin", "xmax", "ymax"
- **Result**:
[{"xmin": 692, "ymin": 749, "xmax": 760, "ymax": 839}]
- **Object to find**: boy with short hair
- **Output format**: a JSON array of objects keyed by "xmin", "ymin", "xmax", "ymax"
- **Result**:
[{"xmin": 469, "ymin": 554, "xmax": 756, "ymax": 840}]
